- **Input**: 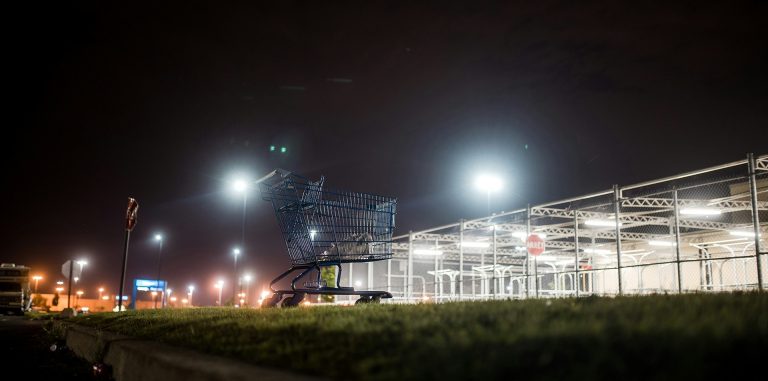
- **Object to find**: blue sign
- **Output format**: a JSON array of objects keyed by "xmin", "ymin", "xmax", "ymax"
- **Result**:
[
  {"xmin": 135, "ymin": 279, "xmax": 166, "ymax": 289},
  {"xmin": 130, "ymin": 278, "xmax": 166, "ymax": 309}
]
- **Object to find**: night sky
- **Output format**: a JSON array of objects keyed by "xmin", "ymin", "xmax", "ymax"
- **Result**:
[{"xmin": 4, "ymin": 1, "xmax": 766, "ymax": 305}]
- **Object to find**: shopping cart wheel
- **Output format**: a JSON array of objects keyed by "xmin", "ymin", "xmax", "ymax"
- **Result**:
[
  {"xmin": 261, "ymin": 293, "xmax": 282, "ymax": 308},
  {"xmin": 354, "ymin": 296, "xmax": 371, "ymax": 305},
  {"xmin": 282, "ymin": 292, "xmax": 305, "ymax": 307}
]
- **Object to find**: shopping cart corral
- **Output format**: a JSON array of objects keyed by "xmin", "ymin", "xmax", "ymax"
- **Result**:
[{"xmin": 256, "ymin": 169, "xmax": 397, "ymax": 307}]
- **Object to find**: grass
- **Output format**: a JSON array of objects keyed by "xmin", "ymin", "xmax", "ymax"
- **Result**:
[{"xmin": 69, "ymin": 293, "xmax": 768, "ymax": 380}]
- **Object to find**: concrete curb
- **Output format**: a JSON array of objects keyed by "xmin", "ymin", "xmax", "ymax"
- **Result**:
[{"xmin": 59, "ymin": 322, "xmax": 321, "ymax": 381}]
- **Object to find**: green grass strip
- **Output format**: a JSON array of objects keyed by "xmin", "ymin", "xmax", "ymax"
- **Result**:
[{"xmin": 70, "ymin": 293, "xmax": 768, "ymax": 380}]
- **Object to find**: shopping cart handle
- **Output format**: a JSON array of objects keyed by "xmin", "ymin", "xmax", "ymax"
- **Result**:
[{"xmin": 254, "ymin": 169, "xmax": 292, "ymax": 185}]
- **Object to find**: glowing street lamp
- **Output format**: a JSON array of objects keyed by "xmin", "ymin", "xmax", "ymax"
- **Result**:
[
  {"xmin": 98, "ymin": 287, "xmax": 105, "ymax": 300},
  {"xmin": 474, "ymin": 174, "xmax": 503, "ymax": 215},
  {"xmin": 233, "ymin": 179, "xmax": 249, "ymax": 193},
  {"xmin": 75, "ymin": 290, "xmax": 84, "ymax": 308},
  {"xmin": 32, "ymin": 275, "xmax": 43, "ymax": 294}
]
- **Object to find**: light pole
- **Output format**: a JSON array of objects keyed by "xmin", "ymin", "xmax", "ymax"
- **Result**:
[
  {"xmin": 32, "ymin": 276, "xmax": 43, "ymax": 294},
  {"xmin": 232, "ymin": 248, "xmax": 240, "ymax": 304},
  {"xmin": 233, "ymin": 178, "xmax": 250, "ymax": 304},
  {"xmin": 474, "ymin": 174, "xmax": 503, "ymax": 215},
  {"xmin": 187, "ymin": 285, "xmax": 195, "ymax": 306},
  {"xmin": 69, "ymin": 259, "xmax": 87, "ymax": 310},
  {"xmin": 151, "ymin": 291, "xmax": 158, "ymax": 308},
  {"xmin": 75, "ymin": 290, "xmax": 84, "ymax": 308},
  {"xmin": 243, "ymin": 274, "xmax": 252, "ymax": 306},
  {"xmin": 215, "ymin": 280, "xmax": 224, "ymax": 306},
  {"xmin": 154, "ymin": 234, "xmax": 163, "ymax": 308},
  {"xmin": 98, "ymin": 287, "xmax": 104, "ymax": 300}
]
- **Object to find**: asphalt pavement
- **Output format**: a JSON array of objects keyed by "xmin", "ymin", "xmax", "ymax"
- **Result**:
[{"xmin": 0, "ymin": 315, "xmax": 103, "ymax": 380}]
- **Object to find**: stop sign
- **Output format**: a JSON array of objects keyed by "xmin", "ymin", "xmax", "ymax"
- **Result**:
[{"xmin": 526, "ymin": 234, "xmax": 545, "ymax": 256}]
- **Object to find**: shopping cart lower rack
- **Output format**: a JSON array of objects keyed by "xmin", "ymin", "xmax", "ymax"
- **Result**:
[{"xmin": 256, "ymin": 169, "xmax": 396, "ymax": 307}]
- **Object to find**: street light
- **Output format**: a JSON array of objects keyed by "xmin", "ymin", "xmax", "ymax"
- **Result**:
[
  {"xmin": 154, "ymin": 234, "xmax": 164, "ymax": 308},
  {"xmin": 75, "ymin": 290, "xmax": 84, "ymax": 308},
  {"xmin": 187, "ymin": 285, "xmax": 195, "ymax": 306},
  {"xmin": 474, "ymin": 174, "xmax": 503, "ymax": 215},
  {"xmin": 214, "ymin": 280, "xmax": 224, "ymax": 306},
  {"xmin": 98, "ymin": 287, "xmax": 104, "ymax": 300},
  {"xmin": 32, "ymin": 275, "xmax": 43, "ymax": 294}
]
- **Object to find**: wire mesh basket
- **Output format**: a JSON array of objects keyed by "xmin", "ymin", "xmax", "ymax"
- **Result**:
[{"xmin": 259, "ymin": 170, "xmax": 396, "ymax": 266}]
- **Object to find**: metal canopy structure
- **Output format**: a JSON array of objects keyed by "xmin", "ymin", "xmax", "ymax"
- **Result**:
[{"xmin": 339, "ymin": 153, "xmax": 767, "ymax": 303}]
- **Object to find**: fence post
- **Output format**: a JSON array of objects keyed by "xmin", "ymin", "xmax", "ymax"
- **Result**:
[
  {"xmin": 526, "ymin": 205, "xmax": 531, "ymax": 298},
  {"xmin": 747, "ymin": 153, "xmax": 764, "ymax": 291},
  {"xmin": 434, "ymin": 239, "xmax": 439, "ymax": 300},
  {"xmin": 492, "ymin": 225, "xmax": 497, "ymax": 299},
  {"xmin": 673, "ymin": 188, "xmax": 683, "ymax": 293},
  {"xmin": 407, "ymin": 231, "xmax": 414, "ymax": 301},
  {"xmin": 613, "ymin": 185, "xmax": 623, "ymax": 295},
  {"xmin": 387, "ymin": 259, "xmax": 391, "ymax": 295},
  {"xmin": 574, "ymin": 209, "xmax": 580, "ymax": 297},
  {"xmin": 459, "ymin": 220, "xmax": 464, "ymax": 300}
]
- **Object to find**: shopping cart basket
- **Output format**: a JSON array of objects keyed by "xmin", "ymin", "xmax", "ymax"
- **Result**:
[{"xmin": 256, "ymin": 169, "xmax": 396, "ymax": 307}]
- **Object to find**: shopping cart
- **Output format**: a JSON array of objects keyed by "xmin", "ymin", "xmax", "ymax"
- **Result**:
[{"xmin": 256, "ymin": 169, "xmax": 396, "ymax": 307}]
